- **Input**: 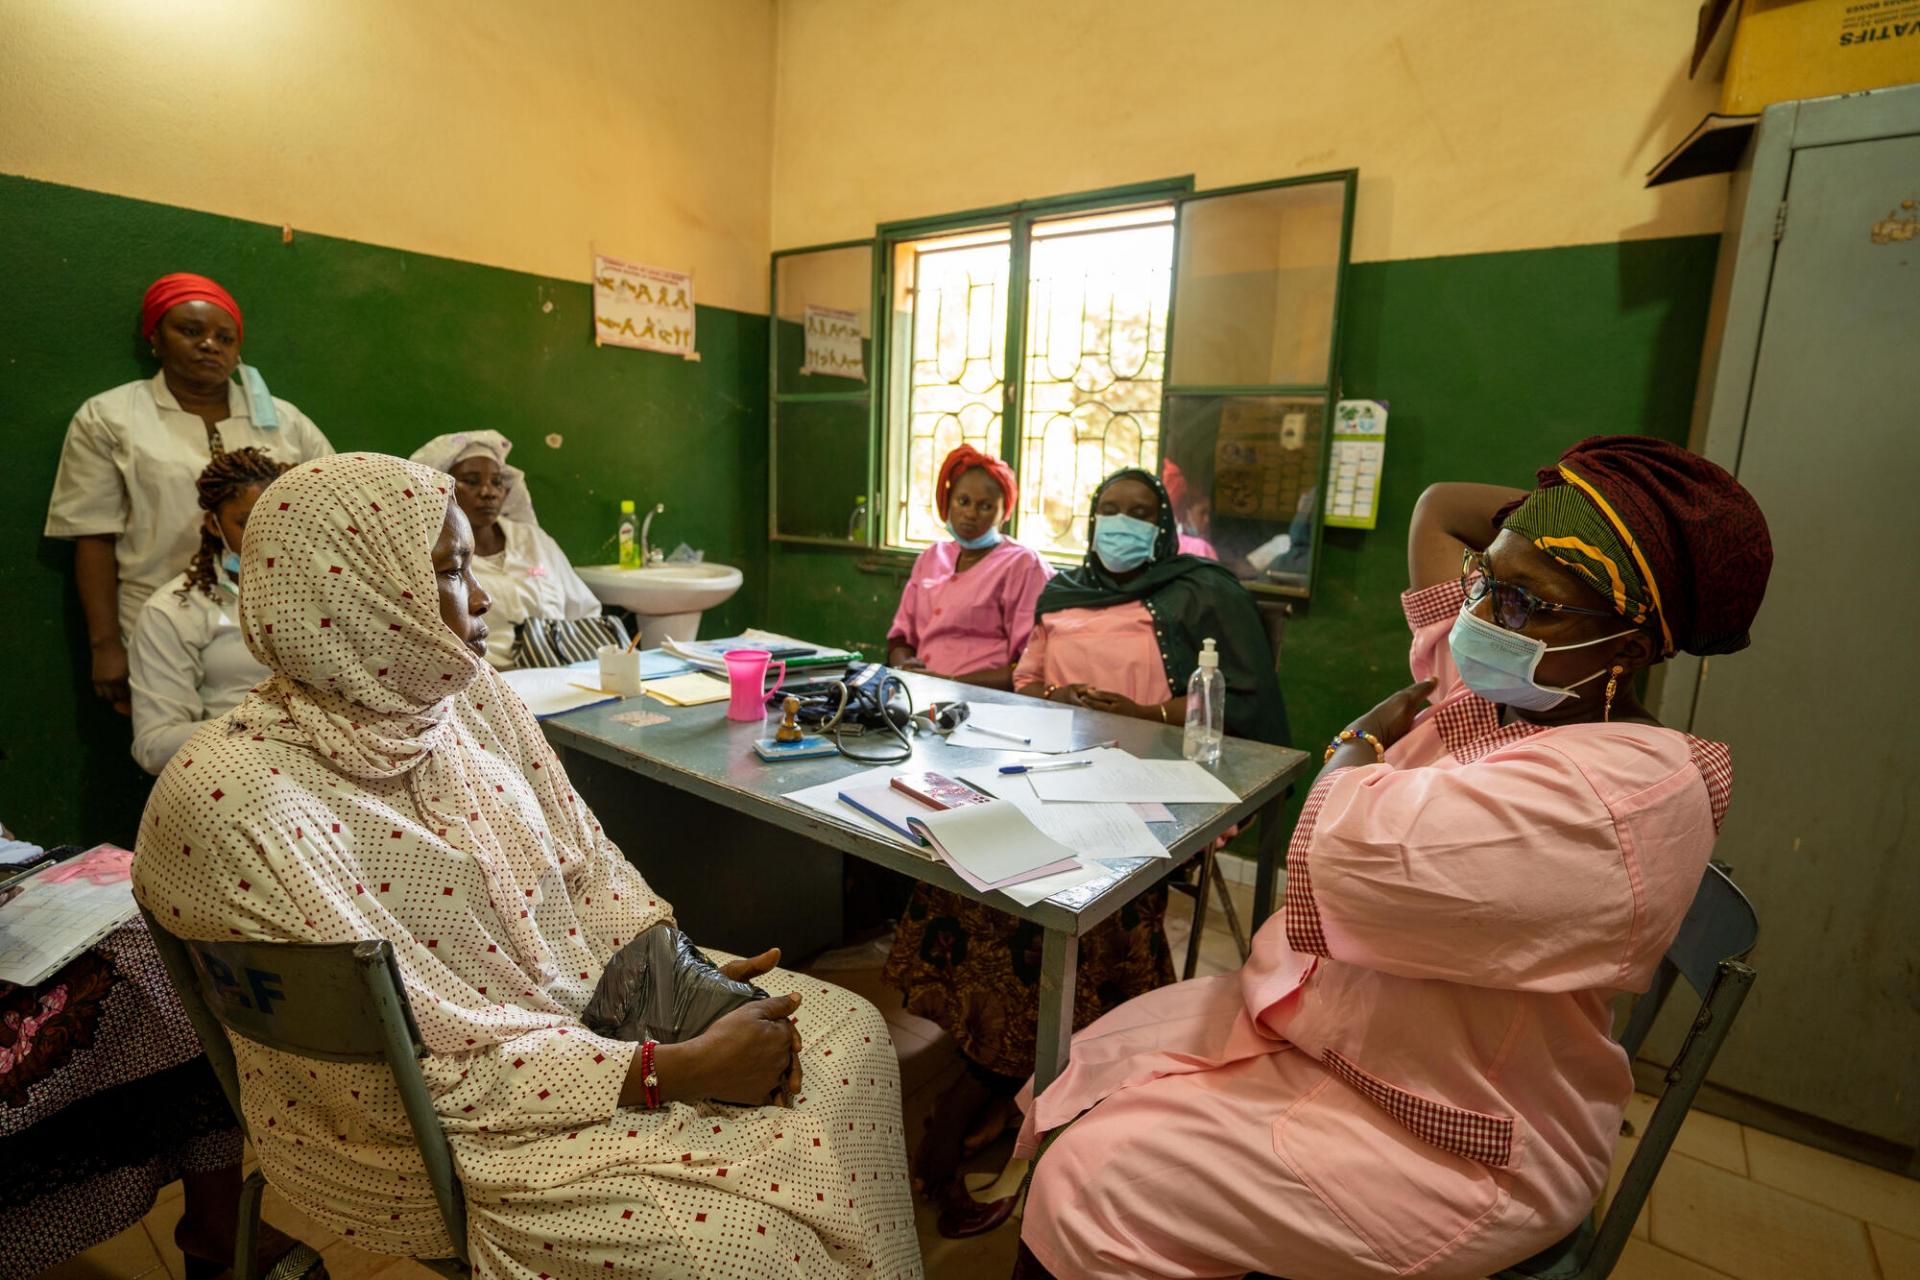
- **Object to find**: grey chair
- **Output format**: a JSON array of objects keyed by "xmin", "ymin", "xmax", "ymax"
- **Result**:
[
  {"xmin": 1213, "ymin": 864, "xmax": 1757, "ymax": 1280},
  {"xmin": 1492, "ymin": 862, "xmax": 1759, "ymax": 1279},
  {"xmin": 140, "ymin": 908, "xmax": 472, "ymax": 1279}
]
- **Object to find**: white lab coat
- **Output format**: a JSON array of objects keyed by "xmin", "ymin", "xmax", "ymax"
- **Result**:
[
  {"xmin": 44, "ymin": 371, "xmax": 333, "ymax": 638},
  {"xmin": 128, "ymin": 573, "xmax": 271, "ymax": 775},
  {"xmin": 470, "ymin": 517, "xmax": 605, "ymax": 669}
]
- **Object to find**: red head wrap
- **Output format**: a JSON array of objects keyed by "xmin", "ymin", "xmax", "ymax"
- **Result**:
[
  {"xmin": 1161, "ymin": 458, "xmax": 1189, "ymax": 514},
  {"xmin": 935, "ymin": 444, "xmax": 1017, "ymax": 524},
  {"xmin": 141, "ymin": 273, "xmax": 243, "ymax": 343}
]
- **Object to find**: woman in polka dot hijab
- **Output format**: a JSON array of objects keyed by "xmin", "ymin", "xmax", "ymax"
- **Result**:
[{"xmin": 133, "ymin": 453, "xmax": 922, "ymax": 1277}]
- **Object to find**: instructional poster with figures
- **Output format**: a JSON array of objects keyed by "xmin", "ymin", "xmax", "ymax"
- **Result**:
[
  {"xmin": 592, "ymin": 253, "xmax": 696, "ymax": 356},
  {"xmin": 801, "ymin": 304, "xmax": 865, "ymax": 379},
  {"xmin": 1325, "ymin": 399, "xmax": 1388, "ymax": 530}
]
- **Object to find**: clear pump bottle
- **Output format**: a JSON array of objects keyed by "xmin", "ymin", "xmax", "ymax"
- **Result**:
[{"xmin": 1183, "ymin": 637, "xmax": 1224, "ymax": 766}]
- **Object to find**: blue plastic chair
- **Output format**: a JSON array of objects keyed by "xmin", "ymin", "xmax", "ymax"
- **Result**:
[{"xmin": 140, "ymin": 908, "xmax": 471, "ymax": 1279}]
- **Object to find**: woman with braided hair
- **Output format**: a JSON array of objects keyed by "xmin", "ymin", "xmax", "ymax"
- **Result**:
[{"xmin": 128, "ymin": 447, "xmax": 290, "ymax": 774}]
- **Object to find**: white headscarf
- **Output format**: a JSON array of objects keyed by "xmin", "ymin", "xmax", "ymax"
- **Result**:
[
  {"xmin": 231, "ymin": 452, "xmax": 645, "ymax": 985},
  {"xmin": 407, "ymin": 430, "xmax": 537, "ymax": 525}
]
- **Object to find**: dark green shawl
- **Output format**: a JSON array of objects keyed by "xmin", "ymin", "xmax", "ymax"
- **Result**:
[{"xmin": 1035, "ymin": 468, "xmax": 1290, "ymax": 747}]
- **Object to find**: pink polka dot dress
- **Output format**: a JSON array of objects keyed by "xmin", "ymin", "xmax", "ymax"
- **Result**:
[{"xmin": 132, "ymin": 454, "xmax": 922, "ymax": 1278}]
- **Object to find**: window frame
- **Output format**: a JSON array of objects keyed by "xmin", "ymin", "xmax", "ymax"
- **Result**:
[
  {"xmin": 767, "ymin": 236, "xmax": 883, "ymax": 548},
  {"xmin": 766, "ymin": 168, "xmax": 1359, "ymax": 598},
  {"xmin": 870, "ymin": 176, "xmax": 1193, "ymax": 561},
  {"xmin": 1160, "ymin": 168, "xmax": 1359, "ymax": 599}
]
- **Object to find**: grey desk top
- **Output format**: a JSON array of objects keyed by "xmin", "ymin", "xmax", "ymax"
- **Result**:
[{"xmin": 541, "ymin": 672, "xmax": 1309, "ymax": 936}]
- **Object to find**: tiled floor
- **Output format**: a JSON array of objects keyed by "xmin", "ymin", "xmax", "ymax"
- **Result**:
[{"xmin": 38, "ymin": 884, "xmax": 1920, "ymax": 1280}]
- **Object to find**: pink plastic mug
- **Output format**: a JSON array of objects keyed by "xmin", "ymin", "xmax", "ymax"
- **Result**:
[{"xmin": 723, "ymin": 648, "xmax": 786, "ymax": 721}]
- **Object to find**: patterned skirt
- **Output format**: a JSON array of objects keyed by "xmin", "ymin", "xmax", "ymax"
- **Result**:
[{"xmin": 882, "ymin": 884, "xmax": 1175, "ymax": 1080}]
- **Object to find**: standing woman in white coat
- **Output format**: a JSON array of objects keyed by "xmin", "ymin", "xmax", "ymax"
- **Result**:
[{"xmin": 45, "ymin": 273, "xmax": 332, "ymax": 713}]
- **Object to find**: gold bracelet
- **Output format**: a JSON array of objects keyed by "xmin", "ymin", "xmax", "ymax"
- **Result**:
[
  {"xmin": 1158, "ymin": 702, "xmax": 1169, "ymax": 723},
  {"xmin": 1323, "ymin": 729, "xmax": 1386, "ymax": 764}
]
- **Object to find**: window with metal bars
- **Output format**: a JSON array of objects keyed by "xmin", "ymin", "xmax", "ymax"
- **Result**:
[{"xmin": 770, "ymin": 170, "xmax": 1355, "ymax": 600}]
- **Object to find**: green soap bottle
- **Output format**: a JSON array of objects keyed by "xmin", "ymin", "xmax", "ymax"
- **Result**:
[{"xmin": 618, "ymin": 500, "xmax": 639, "ymax": 569}]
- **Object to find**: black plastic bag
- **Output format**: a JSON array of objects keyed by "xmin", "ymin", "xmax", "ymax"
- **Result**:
[{"xmin": 581, "ymin": 925, "xmax": 769, "ymax": 1045}]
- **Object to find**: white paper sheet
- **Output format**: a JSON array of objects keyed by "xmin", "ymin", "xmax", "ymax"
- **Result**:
[
  {"xmin": 999, "ymin": 859, "xmax": 1108, "ymax": 907},
  {"xmin": 0, "ymin": 845, "xmax": 139, "ymax": 986},
  {"xmin": 952, "ymin": 771, "xmax": 1175, "ymax": 832},
  {"xmin": 910, "ymin": 801, "xmax": 1081, "ymax": 888},
  {"xmin": 500, "ymin": 666, "xmax": 620, "ymax": 720},
  {"xmin": 801, "ymin": 304, "xmax": 865, "ymax": 380},
  {"xmin": 783, "ymin": 766, "xmax": 932, "ymax": 856},
  {"xmin": 1026, "ymin": 747, "xmax": 1240, "ymax": 805},
  {"xmin": 946, "ymin": 703, "xmax": 1077, "ymax": 753}
]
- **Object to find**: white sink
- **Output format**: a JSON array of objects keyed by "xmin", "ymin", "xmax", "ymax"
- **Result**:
[{"xmin": 576, "ymin": 563, "xmax": 744, "ymax": 649}]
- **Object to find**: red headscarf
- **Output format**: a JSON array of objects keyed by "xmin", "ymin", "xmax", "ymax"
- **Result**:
[
  {"xmin": 935, "ymin": 444, "xmax": 1017, "ymax": 523},
  {"xmin": 1161, "ymin": 458, "xmax": 1190, "ymax": 514},
  {"xmin": 141, "ymin": 273, "xmax": 244, "ymax": 343}
]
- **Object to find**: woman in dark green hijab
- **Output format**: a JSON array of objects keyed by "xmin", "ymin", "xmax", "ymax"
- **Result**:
[{"xmin": 1018, "ymin": 468, "xmax": 1289, "ymax": 745}]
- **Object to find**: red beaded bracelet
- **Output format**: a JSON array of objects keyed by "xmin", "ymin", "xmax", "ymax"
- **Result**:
[{"xmin": 640, "ymin": 1039, "xmax": 661, "ymax": 1110}]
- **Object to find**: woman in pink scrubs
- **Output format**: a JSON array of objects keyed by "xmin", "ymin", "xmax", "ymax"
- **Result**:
[
  {"xmin": 1006, "ymin": 436, "xmax": 1773, "ymax": 1280},
  {"xmin": 886, "ymin": 467, "xmax": 1285, "ymax": 1238},
  {"xmin": 886, "ymin": 445, "xmax": 1052, "ymax": 690}
]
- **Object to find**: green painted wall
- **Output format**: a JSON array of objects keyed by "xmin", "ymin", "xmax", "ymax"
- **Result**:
[
  {"xmin": 764, "ymin": 234, "xmax": 1722, "ymax": 830},
  {"xmin": 0, "ymin": 171, "xmax": 1716, "ymax": 856},
  {"xmin": 1, "ymin": 175, "xmax": 769, "ymax": 847}
]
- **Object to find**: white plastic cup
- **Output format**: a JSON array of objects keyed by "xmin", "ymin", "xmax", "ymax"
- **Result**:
[{"xmin": 597, "ymin": 645, "xmax": 643, "ymax": 696}]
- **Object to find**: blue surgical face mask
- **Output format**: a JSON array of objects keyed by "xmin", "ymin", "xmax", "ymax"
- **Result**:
[
  {"xmin": 1447, "ymin": 604, "xmax": 1636, "ymax": 712},
  {"xmin": 948, "ymin": 522, "xmax": 1002, "ymax": 552},
  {"xmin": 1092, "ymin": 513, "xmax": 1160, "ymax": 574}
]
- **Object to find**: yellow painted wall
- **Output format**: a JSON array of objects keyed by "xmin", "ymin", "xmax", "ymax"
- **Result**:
[
  {"xmin": 770, "ymin": 0, "xmax": 1729, "ymax": 261},
  {"xmin": 0, "ymin": 0, "xmax": 777, "ymax": 313}
]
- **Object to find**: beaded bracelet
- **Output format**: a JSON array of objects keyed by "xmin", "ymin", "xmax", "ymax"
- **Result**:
[
  {"xmin": 1323, "ymin": 729, "xmax": 1386, "ymax": 764},
  {"xmin": 640, "ymin": 1038, "xmax": 661, "ymax": 1109}
]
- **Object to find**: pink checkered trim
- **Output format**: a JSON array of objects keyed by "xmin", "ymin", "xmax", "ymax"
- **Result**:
[
  {"xmin": 1402, "ymin": 578, "xmax": 1466, "ymax": 630},
  {"xmin": 1324, "ymin": 1049, "xmax": 1517, "ymax": 1168},
  {"xmin": 1431, "ymin": 692, "xmax": 1546, "ymax": 764},
  {"xmin": 1283, "ymin": 769, "xmax": 1348, "ymax": 956},
  {"xmin": 1686, "ymin": 736, "xmax": 1733, "ymax": 833}
]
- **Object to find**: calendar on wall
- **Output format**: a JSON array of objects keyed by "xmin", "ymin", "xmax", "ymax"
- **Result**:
[{"xmin": 1324, "ymin": 400, "xmax": 1388, "ymax": 530}]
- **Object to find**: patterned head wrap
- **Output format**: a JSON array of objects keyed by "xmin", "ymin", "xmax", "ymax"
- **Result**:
[
  {"xmin": 409, "ymin": 430, "xmax": 538, "ymax": 526},
  {"xmin": 142, "ymin": 272, "xmax": 243, "ymax": 341},
  {"xmin": 935, "ymin": 444, "xmax": 1017, "ymax": 524},
  {"xmin": 1499, "ymin": 435, "xmax": 1772, "ymax": 657}
]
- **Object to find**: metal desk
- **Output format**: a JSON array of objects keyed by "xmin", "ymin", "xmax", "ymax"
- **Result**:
[{"xmin": 541, "ymin": 673, "xmax": 1309, "ymax": 1090}]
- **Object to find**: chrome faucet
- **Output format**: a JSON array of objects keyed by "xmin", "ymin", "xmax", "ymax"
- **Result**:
[{"xmin": 639, "ymin": 503, "xmax": 666, "ymax": 566}]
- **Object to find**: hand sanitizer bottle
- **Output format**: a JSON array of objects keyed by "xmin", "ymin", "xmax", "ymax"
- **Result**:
[
  {"xmin": 1183, "ymin": 637, "xmax": 1224, "ymax": 766},
  {"xmin": 618, "ymin": 500, "xmax": 639, "ymax": 569}
]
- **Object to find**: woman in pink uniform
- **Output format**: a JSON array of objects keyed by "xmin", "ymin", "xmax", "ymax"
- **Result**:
[
  {"xmin": 887, "ymin": 445, "xmax": 1051, "ymax": 690},
  {"xmin": 885, "ymin": 467, "xmax": 1284, "ymax": 1238},
  {"xmin": 1007, "ymin": 436, "xmax": 1773, "ymax": 1280}
]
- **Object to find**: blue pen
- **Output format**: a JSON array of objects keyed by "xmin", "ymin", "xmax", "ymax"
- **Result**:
[{"xmin": 998, "ymin": 759, "xmax": 1095, "ymax": 775}]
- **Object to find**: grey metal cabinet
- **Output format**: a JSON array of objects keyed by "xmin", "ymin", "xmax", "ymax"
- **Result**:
[{"xmin": 1653, "ymin": 83, "xmax": 1920, "ymax": 1174}]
